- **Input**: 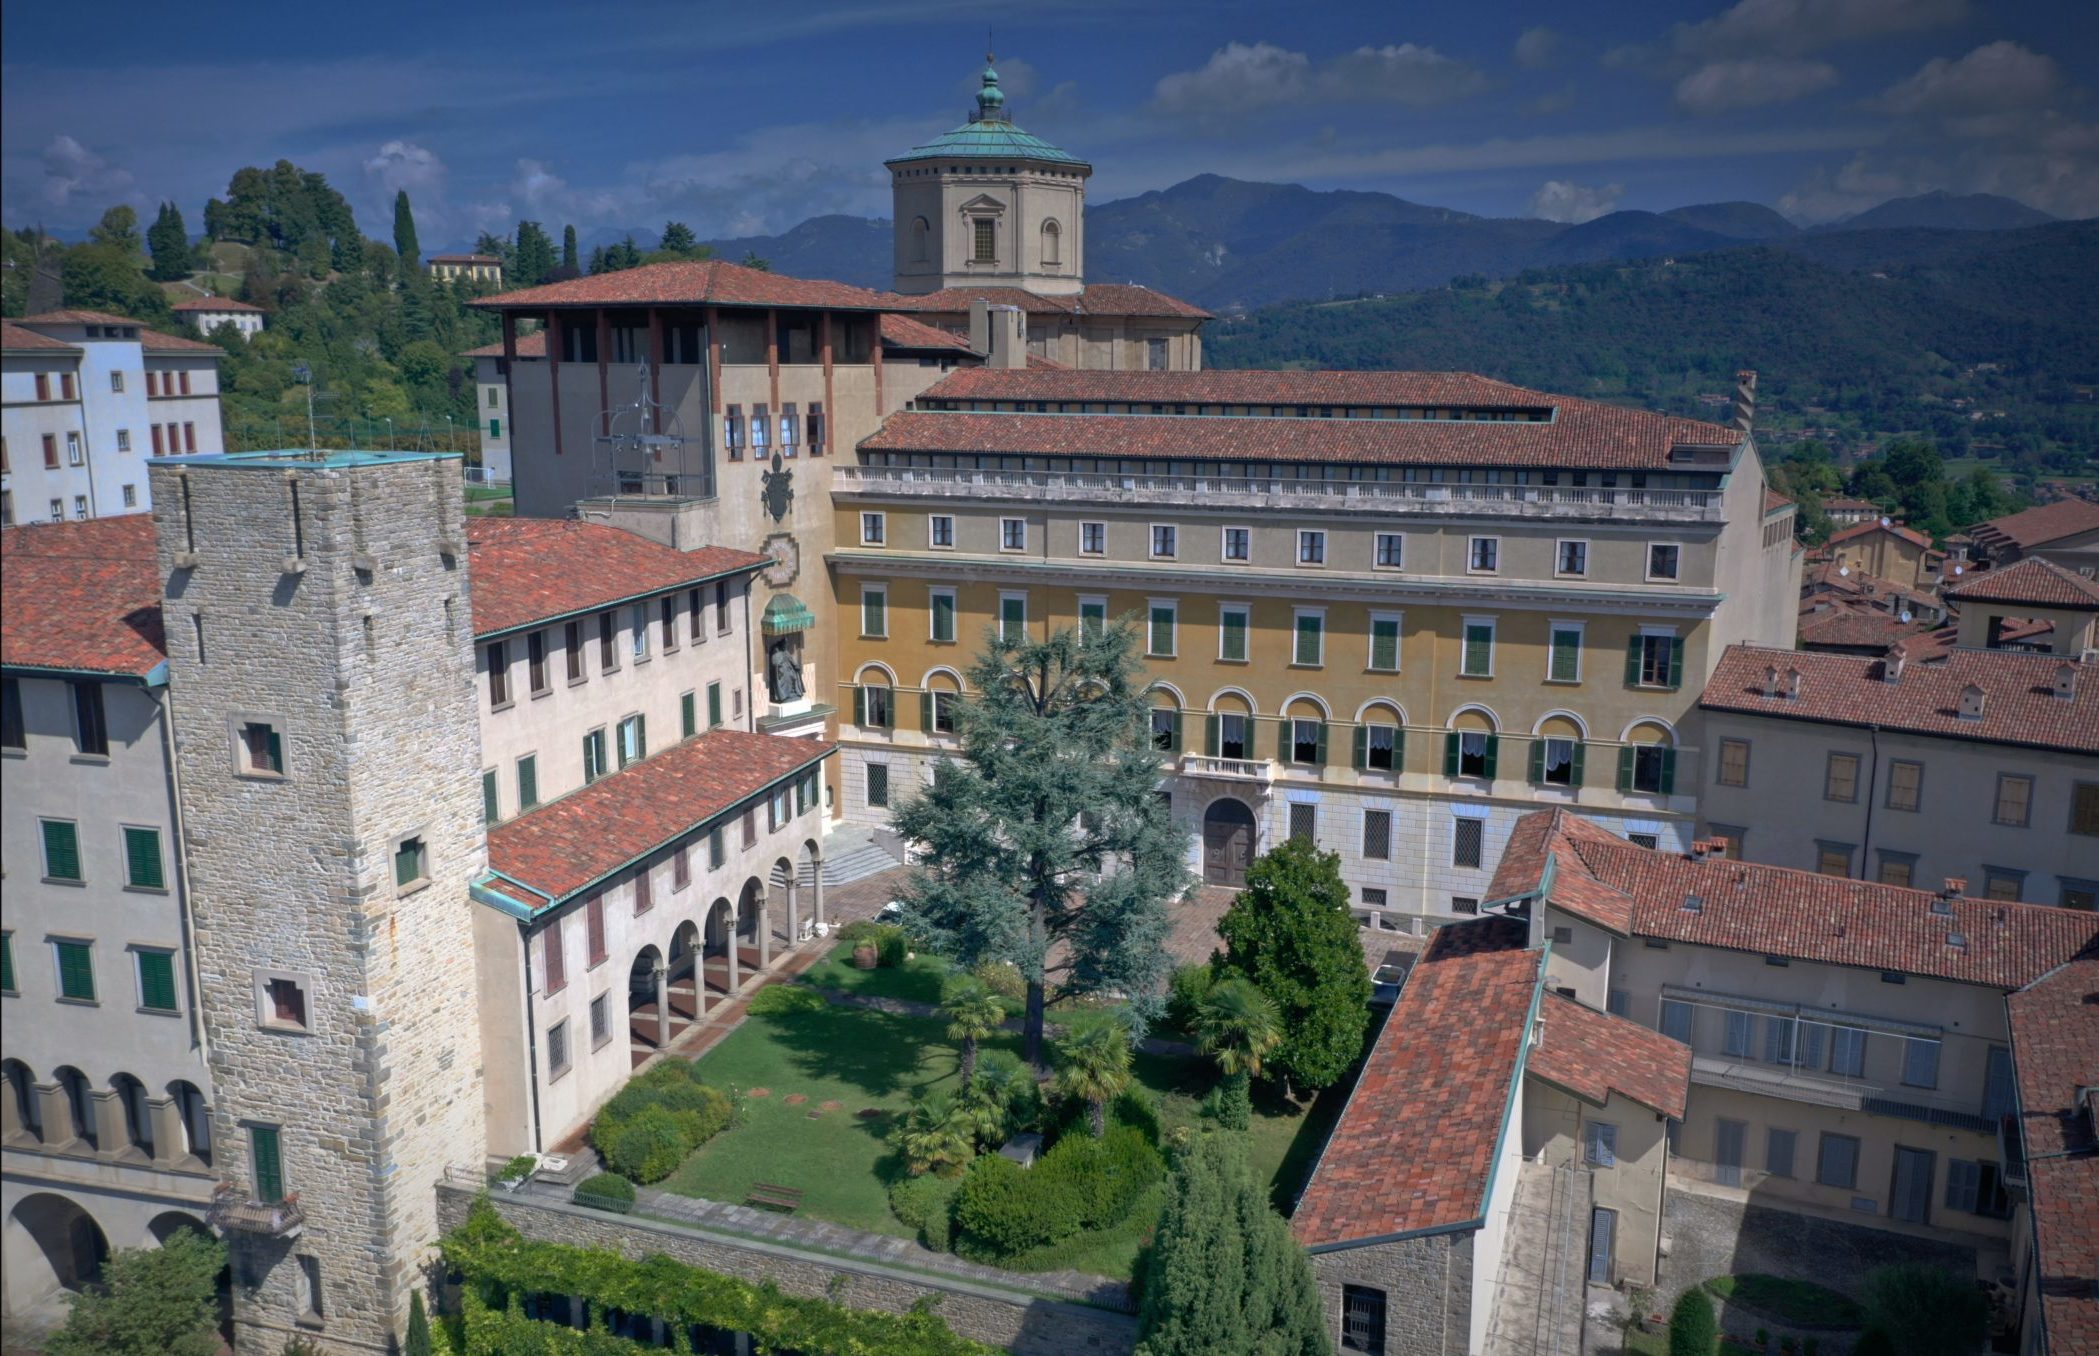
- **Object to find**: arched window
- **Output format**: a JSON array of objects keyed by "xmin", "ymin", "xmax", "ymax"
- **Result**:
[
  {"xmin": 1355, "ymin": 702, "xmax": 1405, "ymax": 773},
  {"xmin": 1041, "ymin": 219, "xmax": 1061, "ymax": 266},
  {"xmin": 1445, "ymin": 708, "xmax": 1500, "ymax": 781},
  {"xmin": 854, "ymin": 665, "xmax": 894, "ymax": 730},
  {"xmin": 911, "ymin": 217, "xmax": 930, "ymax": 264},
  {"xmin": 1620, "ymin": 722, "xmax": 1678, "ymax": 796}
]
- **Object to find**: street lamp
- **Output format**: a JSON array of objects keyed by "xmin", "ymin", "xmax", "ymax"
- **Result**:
[
  {"xmin": 382, "ymin": 415, "xmax": 395, "ymax": 450},
  {"xmin": 292, "ymin": 364, "xmax": 317, "ymax": 452}
]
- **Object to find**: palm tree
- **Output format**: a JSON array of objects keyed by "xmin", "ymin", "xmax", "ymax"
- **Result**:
[
  {"xmin": 940, "ymin": 977, "xmax": 1006, "ymax": 1085},
  {"xmin": 890, "ymin": 1093, "xmax": 975, "ymax": 1178},
  {"xmin": 1196, "ymin": 977, "xmax": 1282, "ymax": 1130},
  {"xmin": 1053, "ymin": 1010, "xmax": 1134, "ymax": 1138}
]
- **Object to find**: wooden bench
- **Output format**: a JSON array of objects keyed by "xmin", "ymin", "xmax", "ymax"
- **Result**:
[{"xmin": 744, "ymin": 1183, "xmax": 803, "ymax": 1214}]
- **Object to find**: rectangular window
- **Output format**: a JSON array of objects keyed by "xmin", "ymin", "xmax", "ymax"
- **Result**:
[
  {"xmin": 709, "ymin": 827, "xmax": 726, "ymax": 870},
  {"xmin": 1717, "ymin": 739, "xmax": 1750, "ymax": 787},
  {"xmin": 617, "ymin": 714, "xmax": 646, "ymax": 767},
  {"xmin": 547, "ymin": 1020, "xmax": 570, "ymax": 1076},
  {"xmin": 54, "ymin": 939, "xmax": 95, "ymax": 1001},
  {"xmin": 930, "ymin": 589, "xmax": 957, "ymax": 643},
  {"xmin": 1902, "ymin": 1038, "xmax": 1940, "ymax": 1089},
  {"xmin": 587, "ymin": 896, "xmax": 607, "ymax": 964},
  {"xmin": 67, "ymin": 432, "xmax": 83, "ymax": 463},
  {"xmin": 1146, "ymin": 337, "xmax": 1168, "ymax": 370},
  {"xmin": 750, "ymin": 404, "xmax": 768, "ymax": 454},
  {"xmin": 630, "ymin": 603, "xmax": 649, "ymax": 660},
  {"xmin": 779, "ymin": 402, "xmax": 798, "ymax": 455},
  {"xmin": 599, "ymin": 610, "xmax": 618, "ymax": 671},
  {"xmin": 1548, "ymin": 624, "xmax": 1583, "ymax": 683},
  {"xmin": 930, "ymin": 514, "xmax": 955, "ymax": 548},
  {"xmin": 1, "ymin": 677, "xmax": 22, "ymax": 750},
  {"xmin": 42, "ymin": 819, "xmax": 83, "ymax": 882},
  {"xmin": 660, "ymin": 596, "xmax": 678, "ymax": 650},
  {"xmin": 634, "ymin": 865, "xmax": 653, "ymax": 913},
  {"xmin": 1297, "ymin": 530, "xmax": 1326, "ymax": 565},
  {"xmin": 1984, "ymin": 869, "xmax": 2025, "ymax": 902},
  {"xmin": 1878, "ymin": 853, "xmax": 1915, "ymax": 888},
  {"xmin": 999, "ymin": 517, "xmax": 1026, "ymax": 552},
  {"xmin": 1374, "ymin": 532, "xmax": 1403, "ymax": 569},
  {"xmin": 517, "ymin": 755, "xmax": 538, "ymax": 809},
  {"xmin": 117, "ymin": 428, "xmax": 130, "ymax": 452},
  {"xmin": 1290, "ymin": 719, "xmax": 1323, "ymax": 766},
  {"xmin": 867, "ymin": 762, "xmax": 890, "ymax": 808},
  {"xmin": 135, "ymin": 949, "xmax": 178, "ymax": 1013},
  {"xmin": 527, "ymin": 631, "xmax": 549, "ymax": 695},
  {"xmin": 1556, "ymin": 540, "xmax": 1589, "ymax": 576},
  {"xmin": 240, "ymin": 721, "xmax": 284, "ymax": 776},
  {"xmin": 1341, "ymin": 1285, "xmax": 1386, "ymax": 1354},
  {"xmin": 1080, "ymin": 521, "xmax": 1106, "ymax": 555},
  {"xmin": 1767, "ymin": 1129, "xmax": 1797, "ymax": 1179},
  {"xmin": 1293, "ymin": 610, "xmax": 1324, "ymax": 666},
  {"xmin": 1992, "ymin": 774, "xmax": 2032, "ymax": 827},
  {"xmin": 1830, "ymin": 1026, "xmax": 1867, "ymax": 1078},
  {"xmin": 973, "ymin": 217, "xmax": 995, "ymax": 262},
  {"xmin": 543, "ymin": 918, "xmax": 566, "ymax": 994},
  {"xmin": 393, "ymin": 836, "xmax": 427, "ymax": 889},
  {"xmin": 1886, "ymin": 760, "xmax": 1923, "ymax": 812},
  {"xmin": 71, "ymin": 681, "xmax": 108, "ymax": 756},
  {"xmin": 1219, "ymin": 605, "xmax": 1250, "ymax": 662},
  {"xmin": 1824, "ymin": 753, "xmax": 1860, "ymax": 803},
  {"xmin": 707, "ymin": 682, "xmax": 723, "ymax": 729},
  {"xmin": 858, "ymin": 683, "xmax": 893, "ymax": 729},
  {"xmin": 1534, "ymin": 736, "xmax": 1581, "ymax": 788},
  {"xmin": 1469, "ymin": 537, "xmax": 1499, "ymax": 572},
  {"xmin": 123, "ymin": 826, "xmax": 165, "ymax": 889},
  {"xmin": 1653, "ymin": 999, "xmax": 1693, "ymax": 1044},
  {"xmin": 1462, "ymin": 620, "xmax": 1495, "ymax": 677},
  {"xmin": 1764, "ymin": 1015, "xmax": 1797, "ymax": 1065},
  {"xmin": 716, "ymin": 581, "xmax": 732, "ymax": 634},
  {"xmin": 1221, "ymin": 526, "xmax": 1250, "ymax": 562},
  {"xmin": 930, "ymin": 689, "xmax": 958, "ymax": 735},
  {"xmin": 2073, "ymin": 782, "xmax": 2099, "ymax": 836},
  {"xmin": 1368, "ymin": 615, "xmax": 1401, "ymax": 672},
  {"xmin": 1983, "ymin": 1047, "xmax": 2017, "ymax": 1121},
  {"xmin": 1288, "ymin": 802, "xmax": 1316, "ymax": 843},
  {"xmin": 1647, "ymin": 543, "xmax": 1681, "ymax": 581},
  {"xmin": 1585, "ymin": 1122, "xmax": 1618, "ymax": 1168},
  {"xmin": 590, "ymin": 994, "xmax": 610, "ymax": 1047},
  {"xmin": 583, "ymin": 728, "xmax": 608, "ymax": 783},
  {"xmin": 1817, "ymin": 1133, "xmax": 1860, "ymax": 1190},
  {"xmin": 1453, "ymin": 816, "xmax": 1485, "ymax": 869},
  {"xmin": 1362, "ymin": 809, "xmax": 1391, "ymax": 860},
  {"xmin": 1449, "ymin": 730, "xmax": 1496, "ymax": 780},
  {"xmin": 1816, "ymin": 842, "xmax": 1854, "ymax": 877},
  {"xmin": 681, "ymin": 691, "xmax": 698, "ymax": 739},
  {"xmin": 1149, "ymin": 708, "xmax": 1180, "ymax": 753},
  {"xmin": 250, "ymin": 1125, "xmax": 285, "ymax": 1203},
  {"xmin": 1148, "ymin": 602, "xmax": 1176, "ymax": 657},
  {"xmin": 1723, "ymin": 1009, "xmax": 1754, "ymax": 1058},
  {"xmin": 725, "ymin": 405, "xmax": 743, "ymax": 457},
  {"xmin": 672, "ymin": 847, "xmax": 690, "ymax": 891},
  {"xmin": 1362, "ymin": 722, "xmax": 1399, "ymax": 772},
  {"xmin": 565, "ymin": 621, "xmax": 585, "ymax": 682},
  {"xmin": 861, "ymin": 585, "xmax": 887, "ymax": 638},
  {"xmin": 1630, "ymin": 633, "xmax": 1682, "ymax": 689},
  {"xmin": 35, "ymin": 374, "xmax": 50, "ymax": 401},
  {"xmin": 1000, "ymin": 593, "xmax": 1026, "ymax": 642},
  {"xmin": 1150, "ymin": 524, "xmax": 1177, "ymax": 559},
  {"xmin": 807, "ymin": 402, "xmax": 825, "ymax": 454},
  {"xmin": 861, "ymin": 512, "xmax": 886, "ymax": 545}
]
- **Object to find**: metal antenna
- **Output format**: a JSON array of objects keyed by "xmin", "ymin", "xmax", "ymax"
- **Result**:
[{"xmin": 592, "ymin": 362, "xmax": 692, "ymax": 500}]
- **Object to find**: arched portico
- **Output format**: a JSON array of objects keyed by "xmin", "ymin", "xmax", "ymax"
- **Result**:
[
  {"xmin": 628, "ymin": 944, "xmax": 668, "ymax": 1060},
  {"xmin": 668, "ymin": 920, "xmax": 702, "ymax": 1018},
  {"xmin": 6, "ymin": 1192, "xmax": 109, "ymax": 1315},
  {"xmin": 739, "ymin": 876, "xmax": 769, "ymax": 970},
  {"xmin": 704, "ymin": 897, "xmax": 740, "ymax": 997}
]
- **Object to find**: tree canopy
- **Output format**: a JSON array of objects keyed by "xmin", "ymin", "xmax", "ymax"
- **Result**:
[
  {"xmin": 393, "ymin": 191, "xmax": 420, "ymax": 270},
  {"xmin": 1213, "ymin": 837, "xmax": 1371, "ymax": 1091},
  {"xmin": 45, "ymin": 1229, "xmax": 226, "ymax": 1356}
]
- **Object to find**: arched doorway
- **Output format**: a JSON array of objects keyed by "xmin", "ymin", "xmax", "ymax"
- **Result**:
[
  {"xmin": 628, "ymin": 945, "xmax": 665, "ymax": 1062},
  {"xmin": 703, "ymin": 897, "xmax": 739, "ymax": 997},
  {"xmin": 738, "ymin": 877, "xmax": 766, "ymax": 971},
  {"xmin": 668, "ymin": 921, "xmax": 702, "ymax": 1019},
  {"xmin": 1203, "ymin": 798, "xmax": 1256, "ymax": 886},
  {"xmin": 7, "ymin": 1193, "xmax": 109, "ymax": 1311}
]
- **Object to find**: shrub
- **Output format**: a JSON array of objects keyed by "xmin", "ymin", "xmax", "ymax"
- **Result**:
[
  {"xmin": 749, "ymin": 984, "xmax": 828, "ymax": 1015},
  {"xmin": 973, "ymin": 1049, "xmax": 1045, "ymax": 1137},
  {"xmin": 1859, "ymin": 1264, "xmax": 1986, "ymax": 1356},
  {"xmin": 876, "ymin": 924, "xmax": 910, "ymax": 968},
  {"xmin": 971, "ymin": 959, "xmax": 1026, "ymax": 1002},
  {"xmin": 1669, "ymin": 1286, "xmax": 1717, "ymax": 1356},
  {"xmin": 955, "ymin": 1154, "xmax": 1075, "ymax": 1254},
  {"xmin": 836, "ymin": 918, "xmax": 883, "ymax": 945},
  {"xmin": 1203, "ymin": 1075, "xmax": 1253, "ymax": 1130},
  {"xmin": 1165, "ymin": 962, "xmax": 1213, "ymax": 1031},
  {"xmin": 573, "ymin": 1172, "xmax": 636, "ymax": 1213},
  {"xmin": 496, "ymin": 1154, "xmax": 537, "ymax": 1184},
  {"xmin": 890, "ymin": 1172, "xmax": 962, "ymax": 1252},
  {"xmin": 590, "ymin": 1064, "xmax": 733, "ymax": 1177},
  {"xmin": 1051, "ymin": 1124, "xmax": 1164, "ymax": 1229},
  {"xmin": 601, "ymin": 1105, "xmax": 690, "ymax": 1184}
]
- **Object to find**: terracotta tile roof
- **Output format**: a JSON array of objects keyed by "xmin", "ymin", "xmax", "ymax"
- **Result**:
[
  {"xmin": 1294, "ymin": 919, "xmax": 1541, "ymax": 1249},
  {"xmin": 171, "ymin": 297, "xmax": 263, "ymax": 313},
  {"xmin": 1515, "ymin": 810, "xmax": 2099, "ymax": 987},
  {"xmin": 0, "ymin": 517, "xmax": 166, "ymax": 678},
  {"xmin": 2, "ymin": 321, "xmax": 80, "ymax": 353},
  {"xmin": 462, "ymin": 331, "xmax": 548, "ymax": 359},
  {"xmin": 1824, "ymin": 497, "xmax": 1882, "ymax": 514},
  {"xmin": 1701, "ymin": 643, "xmax": 2098, "ymax": 753},
  {"xmin": 1531, "ymin": 992, "xmax": 1692, "ymax": 1119},
  {"xmin": 919, "ymin": 366, "xmax": 1563, "ymax": 409},
  {"xmin": 1763, "ymin": 487, "xmax": 1794, "ymax": 514},
  {"xmin": 1024, "ymin": 352, "xmax": 1065, "ymax": 369},
  {"xmin": 862, "ymin": 396, "xmax": 1741, "ymax": 473},
  {"xmin": 878, "ymin": 313, "xmax": 976, "ymax": 353},
  {"xmin": 1828, "ymin": 518, "xmax": 1933, "ymax": 551},
  {"xmin": 472, "ymin": 259, "xmax": 895, "ymax": 312},
  {"xmin": 1485, "ymin": 807, "xmax": 1636, "ymax": 932},
  {"xmin": 1796, "ymin": 608, "xmax": 1938, "ymax": 650},
  {"xmin": 138, "ymin": 329, "xmax": 223, "ymax": 354},
  {"xmin": 2006, "ymin": 950, "xmax": 2099, "ymax": 1352},
  {"xmin": 895, "ymin": 282, "xmax": 1210, "ymax": 320},
  {"xmin": 16, "ymin": 310, "xmax": 222, "ymax": 355},
  {"xmin": 485, "ymin": 730, "xmax": 832, "ymax": 907},
  {"xmin": 1972, "ymin": 498, "xmax": 2099, "ymax": 551},
  {"xmin": 464, "ymin": 517, "xmax": 766, "ymax": 639},
  {"xmin": 1947, "ymin": 556, "xmax": 2099, "ymax": 610},
  {"xmin": 1801, "ymin": 563, "xmax": 1939, "ymax": 612},
  {"xmin": 430, "ymin": 253, "xmax": 502, "ymax": 265}
]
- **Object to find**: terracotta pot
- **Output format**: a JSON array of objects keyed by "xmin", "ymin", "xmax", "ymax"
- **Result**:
[{"xmin": 852, "ymin": 943, "xmax": 879, "ymax": 970}]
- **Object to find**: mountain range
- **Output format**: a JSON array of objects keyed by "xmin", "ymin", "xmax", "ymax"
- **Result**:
[{"xmin": 664, "ymin": 176, "xmax": 2064, "ymax": 312}]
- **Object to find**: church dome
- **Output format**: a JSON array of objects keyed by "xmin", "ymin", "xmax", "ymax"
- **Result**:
[{"xmin": 884, "ymin": 55, "xmax": 1091, "ymax": 170}]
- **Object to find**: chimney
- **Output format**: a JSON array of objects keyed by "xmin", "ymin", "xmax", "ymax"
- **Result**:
[
  {"xmin": 1761, "ymin": 664, "xmax": 1782, "ymax": 698},
  {"xmin": 1785, "ymin": 666, "xmax": 1803, "ymax": 700},
  {"xmin": 2056, "ymin": 662, "xmax": 2079, "ymax": 701},
  {"xmin": 986, "ymin": 305, "xmax": 1027, "ymax": 370},
  {"xmin": 1958, "ymin": 683, "xmax": 1986, "ymax": 721},
  {"xmin": 1731, "ymin": 370, "xmax": 1758, "ymax": 433},
  {"xmin": 1882, "ymin": 643, "xmax": 1907, "ymax": 683},
  {"xmin": 1933, "ymin": 877, "xmax": 1965, "ymax": 915}
]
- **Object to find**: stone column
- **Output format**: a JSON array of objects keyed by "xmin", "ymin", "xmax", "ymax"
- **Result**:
[
  {"xmin": 758, "ymin": 894, "xmax": 772, "ymax": 970},
  {"xmin": 786, "ymin": 879, "xmax": 800, "ymax": 950},
  {"xmin": 92, "ymin": 1090, "xmax": 129, "ymax": 1159},
  {"xmin": 0, "ymin": 1081, "xmax": 24, "ymax": 1143},
  {"xmin": 813, "ymin": 869, "xmax": 826, "ymax": 931},
  {"xmin": 35, "ymin": 1084, "xmax": 73, "ymax": 1148},
  {"xmin": 654, "ymin": 963, "xmax": 670, "ymax": 1050},
  {"xmin": 726, "ymin": 913, "xmax": 740, "ymax": 994},
  {"xmin": 149, "ymin": 1097, "xmax": 187, "ymax": 1165}
]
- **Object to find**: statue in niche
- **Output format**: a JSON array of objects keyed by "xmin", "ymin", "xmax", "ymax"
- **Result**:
[{"xmin": 768, "ymin": 638, "xmax": 806, "ymax": 703}]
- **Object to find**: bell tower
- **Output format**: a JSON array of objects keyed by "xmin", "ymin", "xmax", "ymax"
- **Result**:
[{"xmin": 887, "ymin": 55, "xmax": 1091, "ymax": 296}]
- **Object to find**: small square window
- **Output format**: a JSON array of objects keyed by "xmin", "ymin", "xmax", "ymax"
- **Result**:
[
  {"xmin": 1374, "ymin": 532, "xmax": 1403, "ymax": 569},
  {"xmin": 265, "ymin": 976, "xmax": 309, "ymax": 1030},
  {"xmin": 1221, "ymin": 526, "xmax": 1250, "ymax": 562},
  {"xmin": 392, "ymin": 836, "xmax": 428, "ymax": 891},
  {"xmin": 240, "ymin": 721, "xmax": 285, "ymax": 776},
  {"xmin": 1150, "ymin": 524, "xmax": 1177, "ymax": 559},
  {"xmin": 1647, "ymin": 543, "xmax": 1681, "ymax": 581},
  {"xmin": 1469, "ymin": 537, "xmax": 1500, "ymax": 572},
  {"xmin": 860, "ymin": 512, "xmax": 885, "ymax": 546},
  {"xmin": 930, "ymin": 515, "xmax": 955, "ymax": 548},
  {"xmin": 1079, "ymin": 521, "xmax": 1106, "ymax": 555},
  {"xmin": 1297, "ymin": 530, "xmax": 1326, "ymax": 565},
  {"xmin": 999, "ymin": 518, "xmax": 1027, "ymax": 552}
]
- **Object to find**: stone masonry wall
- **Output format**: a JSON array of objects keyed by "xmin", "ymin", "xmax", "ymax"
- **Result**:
[
  {"xmin": 434, "ymin": 1186, "xmax": 1138, "ymax": 1356},
  {"xmin": 153, "ymin": 456, "xmax": 489, "ymax": 1353},
  {"xmin": 1311, "ymin": 1228, "xmax": 1474, "ymax": 1356}
]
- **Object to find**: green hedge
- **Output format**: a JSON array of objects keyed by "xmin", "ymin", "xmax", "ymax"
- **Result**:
[
  {"xmin": 589, "ymin": 1063, "xmax": 733, "ymax": 1185},
  {"xmin": 888, "ymin": 1173, "xmax": 962, "ymax": 1253},
  {"xmin": 1669, "ymin": 1286, "xmax": 1717, "ymax": 1356},
  {"xmin": 571, "ymin": 1174, "xmax": 635, "ymax": 1214},
  {"xmin": 953, "ymin": 1124, "xmax": 1163, "ymax": 1257},
  {"xmin": 747, "ymin": 984, "xmax": 829, "ymax": 1015},
  {"xmin": 444, "ymin": 1199, "xmax": 998, "ymax": 1356}
]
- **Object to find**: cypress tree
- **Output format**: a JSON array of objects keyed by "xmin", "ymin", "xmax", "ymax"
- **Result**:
[
  {"xmin": 393, "ymin": 191, "xmax": 420, "ymax": 270},
  {"xmin": 147, "ymin": 203, "xmax": 192, "ymax": 281},
  {"xmin": 514, "ymin": 220, "xmax": 555, "ymax": 286},
  {"xmin": 404, "ymin": 1289, "xmax": 433, "ymax": 1356},
  {"xmin": 562, "ymin": 224, "xmax": 579, "ymax": 272}
]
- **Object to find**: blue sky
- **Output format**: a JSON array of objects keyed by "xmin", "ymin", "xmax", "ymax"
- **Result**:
[{"xmin": 3, "ymin": 0, "xmax": 2094, "ymax": 247}]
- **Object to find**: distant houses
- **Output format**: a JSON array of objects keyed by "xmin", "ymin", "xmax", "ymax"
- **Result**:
[
  {"xmin": 428, "ymin": 253, "xmax": 504, "ymax": 284},
  {"xmin": 171, "ymin": 296, "xmax": 265, "ymax": 338}
]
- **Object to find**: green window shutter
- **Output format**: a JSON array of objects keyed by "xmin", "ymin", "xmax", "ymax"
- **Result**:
[
  {"xmin": 1443, "ymin": 732, "xmax": 1461, "ymax": 777},
  {"xmin": 42, "ymin": 821, "xmax": 81, "ymax": 881},
  {"xmin": 1660, "ymin": 748, "xmax": 1679, "ymax": 795},
  {"xmin": 1625, "ymin": 636, "xmax": 1643, "ymax": 686},
  {"xmin": 250, "ymin": 1125, "xmax": 284, "ymax": 1203},
  {"xmin": 56, "ymin": 941, "xmax": 94, "ymax": 1001},
  {"xmin": 1277, "ymin": 719, "xmax": 1292, "ymax": 761},
  {"xmin": 1393, "ymin": 729, "xmax": 1406, "ymax": 771},
  {"xmin": 1617, "ymin": 746, "xmax": 1636, "ymax": 793},
  {"xmin": 879, "ymin": 690, "xmax": 895, "ymax": 730},
  {"xmin": 518, "ymin": 757, "xmax": 538, "ymax": 809},
  {"xmin": 267, "ymin": 729, "xmax": 285, "ymax": 772},
  {"xmin": 1483, "ymin": 735, "xmax": 1500, "ymax": 780},
  {"xmin": 1371, "ymin": 620, "xmax": 1398, "ymax": 671},
  {"xmin": 1550, "ymin": 630, "xmax": 1579, "ymax": 683},
  {"xmin": 1205, "ymin": 715, "xmax": 1219, "ymax": 757},
  {"xmin": 1570, "ymin": 742, "xmax": 1587, "ymax": 787},
  {"xmin": 852, "ymin": 686, "xmax": 866, "ymax": 726},
  {"xmin": 124, "ymin": 826, "xmax": 164, "ymax": 889},
  {"xmin": 481, "ymin": 772, "xmax": 499, "ymax": 825},
  {"xmin": 1221, "ymin": 610, "xmax": 1247, "ymax": 661},
  {"xmin": 489, "ymin": 418, "xmax": 500, "ymax": 439},
  {"xmin": 138, "ymin": 951, "xmax": 178, "ymax": 1012},
  {"xmin": 682, "ymin": 692, "xmax": 697, "ymax": 738},
  {"xmin": 920, "ymin": 690, "xmax": 934, "ymax": 732},
  {"xmin": 1314, "ymin": 723, "xmax": 1329, "ymax": 768},
  {"xmin": 1666, "ymin": 639, "xmax": 1684, "ymax": 691},
  {"xmin": 1169, "ymin": 711, "xmax": 1183, "ymax": 753},
  {"xmin": 636, "ymin": 714, "xmax": 647, "ymax": 759},
  {"xmin": 0, "ymin": 933, "xmax": 12, "ymax": 993},
  {"xmin": 707, "ymin": 683, "xmax": 723, "ymax": 728},
  {"xmin": 1529, "ymin": 740, "xmax": 1547, "ymax": 785},
  {"xmin": 1352, "ymin": 725, "xmax": 1367, "ymax": 770}
]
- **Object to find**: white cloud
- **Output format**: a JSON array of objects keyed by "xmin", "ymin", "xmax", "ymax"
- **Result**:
[
  {"xmin": 1529, "ymin": 179, "xmax": 1625, "ymax": 223},
  {"xmin": 364, "ymin": 140, "xmax": 447, "ymax": 197},
  {"xmin": 1779, "ymin": 110, "xmax": 2098, "ymax": 221},
  {"xmin": 1514, "ymin": 27, "xmax": 1559, "ymax": 70},
  {"xmin": 1152, "ymin": 40, "xmax": 1487, "ymax": 115},
  {"xmin": 1672, "ymin": 0, "xmax": 1966, "ymax": 59},
  {"xmin": 37, "ymin": 134, "xmax": 137, "ymax": 210},
  {"xmin": 1875, "ymin": 41, "xmax": 2062, "ymax": 115},
  {"xmin": 1674, "ymin": 58, "xmax": 1839, "ymax": 114}
]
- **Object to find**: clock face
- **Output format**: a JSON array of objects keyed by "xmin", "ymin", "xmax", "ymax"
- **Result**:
[{"xmin": 763, "ymin": 532, "xmax": 801, "ymax": 588}]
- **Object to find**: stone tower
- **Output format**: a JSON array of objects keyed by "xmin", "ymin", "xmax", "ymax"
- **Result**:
[
  {"xmin": 149, "ymin": 451, "xmax": 488, "ymax": 1353},
  {"xmin": 888, "ymin": 56, "xmax": 1092, "ymax": 295}
]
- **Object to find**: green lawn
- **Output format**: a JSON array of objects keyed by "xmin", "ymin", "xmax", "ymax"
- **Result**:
[
  {"xmin": 1705, "ymin": 1274, "xmax": 1862, "ymax": 1328},
  {"xmin": 797, "ymin": 942, "xmax": 963, "ymax": 1008},
  {"xmin": 663, "ymin": 1001, "xmax": 1343, "ymax": 1280}
]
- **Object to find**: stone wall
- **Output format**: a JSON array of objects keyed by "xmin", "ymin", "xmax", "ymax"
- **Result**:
[
  {"xmin": 434, "ymin": 1185, "xmax": 1138, "ymax": 1356},
  {"xmin": 1310, "ymin": 1227, "xmax": 1474, "ymax": 1356}
]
